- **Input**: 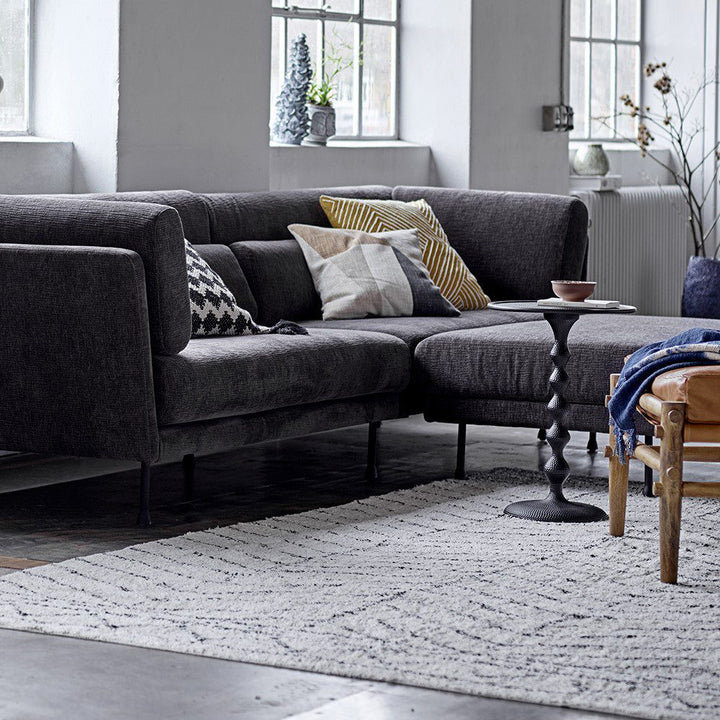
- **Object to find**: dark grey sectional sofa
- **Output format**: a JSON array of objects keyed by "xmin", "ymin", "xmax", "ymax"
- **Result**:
[{"xmin": 1, "ymin": 184, "xmax": 714, "ymax": 524}]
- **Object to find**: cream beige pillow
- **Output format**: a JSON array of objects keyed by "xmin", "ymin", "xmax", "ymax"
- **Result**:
[{"xmin": 288, "ymin": 224, "xmax": 459, "ymax": 320}]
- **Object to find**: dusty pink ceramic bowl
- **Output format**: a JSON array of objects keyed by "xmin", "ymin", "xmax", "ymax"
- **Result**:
[{"xmin": 551, "ymin": 280, "xmax": 596, "ymax": 302}]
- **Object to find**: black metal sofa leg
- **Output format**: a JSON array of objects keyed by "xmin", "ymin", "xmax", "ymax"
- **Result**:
[
  {"xmin": 183, "ymin": 453, "xmax": 196, "ymax": 501},
  {"xmin": 587, "ymin": 431, "xmax": 598, "ymax": 454},
  {"xmin": 365, "ymin": 421, "xmax": 381, "ymax": 483},
  {"xmin": 643, "ymin": 434, "xmax": 654, "ymax": 496},
  {"xmin": 454, "ymin": 423, "xmax": 467, "ymax": 480},
  {"xmin": 537, "ymin": 427, "xmax": 547, "ymax": 443},
  {"xmin": 137, "ymin": 462, "xmax": 152, "ymax": 528}
]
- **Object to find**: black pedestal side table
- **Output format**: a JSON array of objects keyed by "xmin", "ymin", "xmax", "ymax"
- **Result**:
[{"xmin": 488, "ymin": 300, "xmax": 636, "ymax": 522}]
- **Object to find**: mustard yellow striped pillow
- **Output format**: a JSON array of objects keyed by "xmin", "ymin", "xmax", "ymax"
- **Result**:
[{"xmin": 319, "ymin": 196, "xmax": 490, "ymax": 310}]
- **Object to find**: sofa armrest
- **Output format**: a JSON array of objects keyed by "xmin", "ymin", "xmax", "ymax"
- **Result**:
[
  {"xmin": 0, "ymin": 244, "xmax": 159, "ymax": 462},
  {"xmin": 0, "ymin": 195, "xmax": 191, "ymax": 355},
  {"xmin": 392, "ymin": 186, "xmax": 589, "ymax": 301}
]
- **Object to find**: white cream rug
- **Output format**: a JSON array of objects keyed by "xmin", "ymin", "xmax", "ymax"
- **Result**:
[{"xmin": 0, "ymin": 468, "xmax": 717, "ymax": 720}]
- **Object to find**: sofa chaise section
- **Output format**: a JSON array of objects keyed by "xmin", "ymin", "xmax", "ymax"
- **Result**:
[{"xmin": 414, "ymin": 315, "xmax": 720, "ymax": 474}]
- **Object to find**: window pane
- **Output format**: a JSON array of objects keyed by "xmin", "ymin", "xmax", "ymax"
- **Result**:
[
  {"xmin": 617, "ymin": 0, "xmax": 640, "ymax": 41},
  {"xmin": 591, "ymin": 42, "xmax": 614, "ymax": 137},
  {"xmin": 325, "ymin": 21, "xmax": 358, "ymax": 136},
  {"xmin": 327, "ymin": 0, "xmax": 359, "ymax": 12},
  {"xmin": 364, "ymin": 0, "xmax": 396, "ymax": 21},
  {"xmin": 271, "ymin": 0, "xmax": 286, "ymax": 7},
  {"xmin": 616, "ymin": 44, "xmax": 639, "ymax": 139},
  {"xmin": 286, "ymin": 18, "xmax": 322, "ymax": 81},
  {"xmin": 591, "ymin": 0, "xmax": 615, "ymax": 39},
  {"xmin": 0, "ymin": 0, "xmax": 28, "ymax": 133},
  {"xmin": 570, "ymin": 0, "xmax": 589, "ymax": 37},
  {"xmin": 270, "ymin": 17, "xmax": 286, "ymax": 129},
  {"xmin": 362, "ymin": 24, "xmax": 395, "ymax": 136},
  {"xmin": 570, "ymin": 41, "xmax": 589, "ymax": 138}
]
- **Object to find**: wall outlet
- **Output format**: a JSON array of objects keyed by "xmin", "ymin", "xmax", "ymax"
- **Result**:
[{"xmin": 542, "ymin": 104, "xmax": 574, "ymax": 132}]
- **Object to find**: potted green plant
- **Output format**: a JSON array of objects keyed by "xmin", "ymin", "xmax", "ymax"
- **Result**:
[
  {"xmin": 600, "ymin": 63, "xmax": 720, "ymax": 317},
  {"xmin": 304, "ymin": 37, "xmax": 356, "ymax": 146}
]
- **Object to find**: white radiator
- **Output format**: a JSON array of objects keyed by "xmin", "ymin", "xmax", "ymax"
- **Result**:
[{"xmin": 573, "ymin": 186, "xmax": 688, "ymax": 316}]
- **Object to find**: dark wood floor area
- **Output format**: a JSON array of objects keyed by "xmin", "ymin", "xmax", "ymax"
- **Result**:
[{"xmin": 0, "ymin": 418, "xmax": 663, "ymax": 718}]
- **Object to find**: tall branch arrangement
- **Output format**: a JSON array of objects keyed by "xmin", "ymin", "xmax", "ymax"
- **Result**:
[{"xmin": 600, "ymin": 62, "xmax": 720, "ymax": 258}]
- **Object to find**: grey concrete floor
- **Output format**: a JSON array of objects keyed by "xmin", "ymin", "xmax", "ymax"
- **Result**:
[{"xmin": 0, "ymin": 417, "xmax": 689, "ymax": 719}]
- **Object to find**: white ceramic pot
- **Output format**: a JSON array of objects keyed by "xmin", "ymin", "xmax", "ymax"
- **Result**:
[
  {"xmin": 572, "ymin": 143, "xmax": 610, "ymax": 176},
  {"xmin": 303, "ymin": 104, "xmax": 336, "ymax": 146}
]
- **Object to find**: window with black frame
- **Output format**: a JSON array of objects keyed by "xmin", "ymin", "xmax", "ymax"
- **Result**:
[
  {"xmin": 270, "ymin": 1, "xmax": 398, "ymax": 140},
  {"xmin": 0, "ymin": 0, "xmax": 30, "ymax": 134},
  {"xmin": 569, "ymin": 0, "xmax": 641, "ymax": 141}
]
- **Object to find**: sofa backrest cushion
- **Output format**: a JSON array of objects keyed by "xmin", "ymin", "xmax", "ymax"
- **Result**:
[
  {"xmin": 193, "ymin": 244, "xmax": 258, "ymax": 319},
  {"xmin": 0, "ymin": 195, "xmax": 191, "ymax": 355},
  {"xmin": 202, "ymin": 185, "xmax": 392, "ymax": 244},
  {"xmin": 230, "ymin": 240, "xmax": 321, "ymax": 325},
  {"xmin": 53, "ymin": 190, "xmax": 212, "ymax": 244},
  {"xmin": 391, "ymin": 186, "xmax": 589, "ymax": 301}
]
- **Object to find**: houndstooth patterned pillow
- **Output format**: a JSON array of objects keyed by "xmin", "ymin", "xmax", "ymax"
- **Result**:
[
  {"xmin": 185, "ymin": 240, "xmax": 268, "ymax": 337},
  {"xmin": 185, "ymin": 240, "xmax": 308, "ymax": 337}
]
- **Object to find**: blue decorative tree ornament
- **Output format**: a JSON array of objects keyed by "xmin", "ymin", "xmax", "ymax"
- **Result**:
[{"xmin": 272, "ymin": 34, "xmax": 313, "ymax": 145}]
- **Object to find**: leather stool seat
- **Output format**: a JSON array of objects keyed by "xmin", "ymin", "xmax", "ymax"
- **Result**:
[{"xmin": 650, "ymin": 365, "xmax": 720, "ymax": 424}]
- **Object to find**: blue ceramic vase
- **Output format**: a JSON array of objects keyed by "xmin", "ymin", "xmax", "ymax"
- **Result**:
[{"xmin": 682, "ymin": 256, "xmax": 720, "ymax": 318}]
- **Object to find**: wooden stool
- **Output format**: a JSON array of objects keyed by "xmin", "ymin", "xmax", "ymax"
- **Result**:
[{"xmin": 607, "ymin": 366, "xmax": 720, "ymax": 583}]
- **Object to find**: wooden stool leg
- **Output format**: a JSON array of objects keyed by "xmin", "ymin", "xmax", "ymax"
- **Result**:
[
  {"xmin": 658, "ymin": 402, "xmax": 685, "ymax": 584},
  {"xmin": 608, "ymin": 374, "xmax": 630, "ymax": 536}
]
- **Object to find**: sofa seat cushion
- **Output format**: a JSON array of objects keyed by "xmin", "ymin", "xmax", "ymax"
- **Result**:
[
  {"xmin": 153, "ymin": 328, "xmax": 411, "ymax": 425},
  {"xmin": 301, "ymin": 309, "xmax": 541, "ymax": 350},
  {"xmin": 415, "ymin": 315, "xmax": 720, "ymax": 408},
  {"xmin": 650, "ymin": 366, "xmax": 720, "ymax": 424}
]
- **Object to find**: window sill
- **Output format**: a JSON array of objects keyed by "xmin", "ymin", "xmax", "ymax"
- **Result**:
[
  {"xmin": 270, "ymin": 140, "xmax": 425, "ymax": 150},
  {"xmin": 0, "ymin": 136, "xmax": 73, "ymax": 193},
  {"xmin": 569, "ymin": 140, "xmax": 640, "ymax": 152},
  {"xmin": 0, "ymin": 135, "xmax": 68, "ymax": 143}
]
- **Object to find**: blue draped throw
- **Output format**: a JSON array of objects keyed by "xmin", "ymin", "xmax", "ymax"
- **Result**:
[{"xmin": 608, "ymin": 328, "xmax": 720, "ymax": 462}]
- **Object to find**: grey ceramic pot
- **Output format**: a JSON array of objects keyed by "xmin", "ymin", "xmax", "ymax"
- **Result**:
[
  {"xmin": 303, "ymin": 104, "xmax": 336, "ymax": 146},
  {"xmin": 572, "ymin": 144, "xmax": 610, "ymax": 176}
]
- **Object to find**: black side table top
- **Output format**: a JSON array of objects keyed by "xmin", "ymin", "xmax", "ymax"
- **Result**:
[{"xmin": 488, "ymin": 300, "xmax": 637, "ymax": 314}]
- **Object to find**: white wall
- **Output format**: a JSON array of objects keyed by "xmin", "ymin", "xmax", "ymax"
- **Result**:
[
  {"xmin": 468, "ymin": 0, "xmax": 569, "ymax": 194},
  {"xmin": 0, "ymin": 138, "xmax": 72, "ymax": 193},
  {"xmin": 33, "ymin": 0, "xmax": 119, "ymax": 193},
  {"xmin": 116, "ymin": 0, "xmax": 271, "ymax": 192},
  {"xmin": 400, "ymin": 0, "xmax": 472, "ymax": 188},
  {"xmin": 400, "ymin": 0, "xmax": 570, "ymax": 194},
  {"xmin": 470, "ymin": 0, "xmax": 568, "ymax": 194},
  {"xmin": 269, "ymin": 141, "xmax": 430, "ymax": 190}
]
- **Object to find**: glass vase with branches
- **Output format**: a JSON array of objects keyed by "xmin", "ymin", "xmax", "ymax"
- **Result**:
[{"xmin": 598, "ymin": 62, "xmax": 720, "ymax": 258}]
